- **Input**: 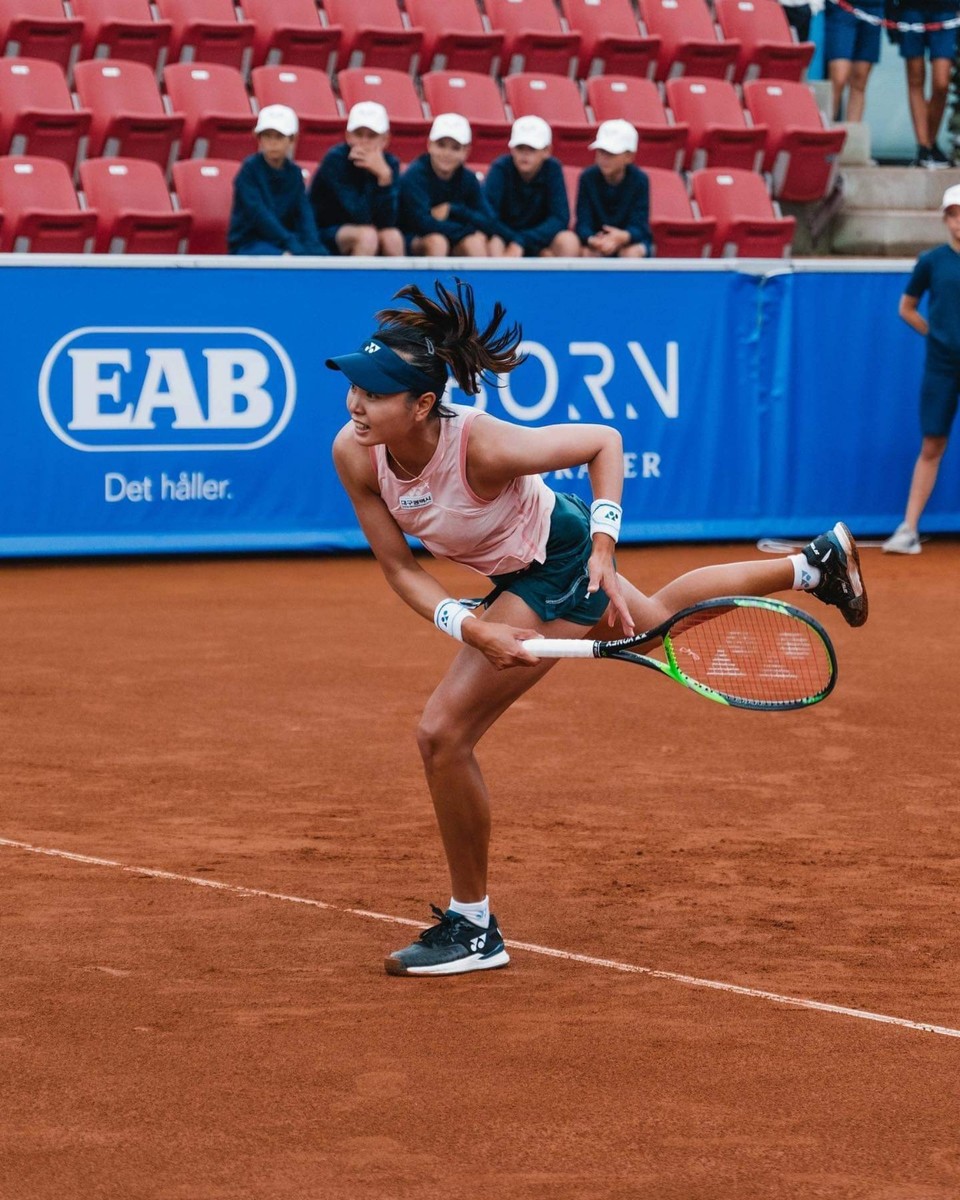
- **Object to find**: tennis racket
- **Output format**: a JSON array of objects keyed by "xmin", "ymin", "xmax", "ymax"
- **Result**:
[{"xmin": 522, "ymin": 596, "xmax": 837, "ymax": 711}]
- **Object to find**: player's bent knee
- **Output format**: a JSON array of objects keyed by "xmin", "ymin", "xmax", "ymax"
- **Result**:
[{"xmin": 415, "ymin": 715, "xmax": 469, "ymax": 767}]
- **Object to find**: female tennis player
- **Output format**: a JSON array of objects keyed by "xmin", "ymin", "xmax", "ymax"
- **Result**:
[{"xmin": 329, "ymin": 279, "xmax": 868, "ymax": 977}]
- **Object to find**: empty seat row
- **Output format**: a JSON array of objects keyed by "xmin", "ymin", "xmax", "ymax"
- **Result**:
[
  {"xmin": 0, "ymin": 153, "xmax": 794, "ymax": 259},
  {"xmin": 645, "ymin": 165, "xmax": 794, "ymax": 257},
  {"xmin": 0, "ymin": 155, "xmax": 186, "ymax": 252},
  {"xmin": 0, "ymin": 56, "xmax": 844, "ymax": 201},
  {"xmin": 0, "ymin": 0, "xmax": 813, "ymax": 83}
]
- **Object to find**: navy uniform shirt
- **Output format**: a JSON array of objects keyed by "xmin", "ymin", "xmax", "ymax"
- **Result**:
[
  {"xmin": 905, "ymin": 243, "xmax": 960, "ymax": 357},
  {"xmin": 309, "ymin": 143, "xmax": 401, "ymax": 245},
  {"xmin": 228, "ymin": 153, "xmax": 325, "ymax": 255},
  {"xmin": 482, "ymin": 154, "xmax": 569, "ymax": 254},
  {"xmin": 398, "ymin": 154, "xmax": 503, "ymax": 244},
  {"xmin": 575, "ymin": 163, "xmax": 653, "ymax": 256}
]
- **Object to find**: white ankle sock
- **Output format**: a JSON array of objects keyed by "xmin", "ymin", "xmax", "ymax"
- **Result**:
[
  {"xmin": 789, "ymin": 553, "xmax": 821, "ymax": 591},
  {"xmin": 449, "ymin": 895, "xmax": 490, "ymax": 928}
]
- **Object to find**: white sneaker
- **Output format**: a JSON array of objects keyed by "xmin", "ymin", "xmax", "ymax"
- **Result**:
[{"xmin": 882, "ymin": 523, "xmax": 921, "ymax": 554}]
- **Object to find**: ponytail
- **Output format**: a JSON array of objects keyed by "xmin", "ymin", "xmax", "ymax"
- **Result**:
[{"xmin": 374, "ymin": 278, "xmax": 524, "ymax": 410}]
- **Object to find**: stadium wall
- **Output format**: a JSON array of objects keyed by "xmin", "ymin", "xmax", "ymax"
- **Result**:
[{"xmin": 2, "ymin": 256, "xmax": 957, "ymax": 558}]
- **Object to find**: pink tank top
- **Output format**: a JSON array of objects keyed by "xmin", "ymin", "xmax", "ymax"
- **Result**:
[{"xmin": 372, "ymin": 404, "xmax": 555, "ymax": 576}]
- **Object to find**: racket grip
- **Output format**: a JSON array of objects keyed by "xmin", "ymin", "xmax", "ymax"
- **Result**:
[{"xmin": 522, "ymin": 638, "xmax": 597, "ymax": 659}]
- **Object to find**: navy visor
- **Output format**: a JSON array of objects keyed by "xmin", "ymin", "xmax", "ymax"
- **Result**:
[{"xmin": 325, "ymin": 338, "xmax": 440, "ymax": 395}]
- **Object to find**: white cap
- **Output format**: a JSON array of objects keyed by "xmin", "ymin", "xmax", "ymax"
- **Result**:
[
  {"xmin": 347, "ymin": 101, "xmax": 389, "ymax": 135},
  {"xmin": 509, "ymin": 115, "xmax": 552, "ymax": 150},
  {"xmin": 255, "ymin": 104, "xmax": 298, "ymax": 137},
  {"xmin": 429, "ymin": 112, "xmax": 472, "ymax": 146},
  {"xmin": 589, "ymin": 118, "xmax": 638, "ymax": 155},
  {"xmin": 941, "ymin": 183, "xmax": 960, "ymax": 211}
]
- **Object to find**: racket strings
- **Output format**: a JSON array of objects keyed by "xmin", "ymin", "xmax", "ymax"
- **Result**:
[{"xmin": 665, "ymin": 604, "xmax": 833, "ymax": 705}]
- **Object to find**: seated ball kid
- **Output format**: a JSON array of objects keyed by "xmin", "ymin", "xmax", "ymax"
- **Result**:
[
  {"xmin": 484, "ymin": 115, "xmax": 581, "ymax": 258},
  {"xmin": 228, "ymin": 104, "xmax": 325, "ymax": 257},
  {"xmin": 398, "ymin": 113, "xmax": 504, "ymax": 257},
  {"xmin": 575, "ymin": 119, "xmax": 652, "ymax": 259},
  {"xmin": 309, "ymin": 101, "xmax": 404, "ymax": 257}
]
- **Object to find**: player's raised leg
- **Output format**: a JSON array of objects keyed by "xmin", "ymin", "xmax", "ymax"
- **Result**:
[{"xmin": 605, "ymin": 523, "xmax": 868, "ymax": 637}]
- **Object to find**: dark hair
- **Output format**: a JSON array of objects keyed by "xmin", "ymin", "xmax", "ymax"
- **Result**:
[{"xmin": 373, "ymin": 278, "xmax": 524, "ymax": 415}]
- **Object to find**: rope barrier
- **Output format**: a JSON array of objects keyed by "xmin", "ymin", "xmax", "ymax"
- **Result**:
[{"xmin": 826, "ymin": 0, "xmax": 960, "ymax": 31}]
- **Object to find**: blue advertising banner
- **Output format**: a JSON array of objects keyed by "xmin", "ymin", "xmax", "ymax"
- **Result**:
[{"xmin": 0, "ymin": 258, "xmax": 955, "ymax": 557}]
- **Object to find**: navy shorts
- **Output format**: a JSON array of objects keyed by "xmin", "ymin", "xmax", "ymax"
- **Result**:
[
  {"xmin": 898, "ymin": 7, "xmax": 957, "ymax": 58},
  {"xmin": 920, "ymin": 343, "xmax": 960, "ymax": 436},
  {"xmin": 488, "ymin": 492, "xmax": 611, "ymax": 626},
  {"xmin": 824, "ymin": 2, "xmax": 882, "ymax": 63}
]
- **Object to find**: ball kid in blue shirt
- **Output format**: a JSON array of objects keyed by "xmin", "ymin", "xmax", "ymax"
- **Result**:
[
  {"xmin": 883, "ymin": 183, "xmax": 960, "ymax": 553},
  {"xmin": 484, "ymin": 115, "xmax": 580, "ymax": 259},
  {"xmin": 228, "ymin": 104, "xmax": 325, "ymax": 257},
  {"xmin": 309, "ymin": 101, "xmax": 404, "ymax": 257},
  {"xmin": 398, "ymin": 113, "xmax": 505, "ymax": 257},
  {"xmin": 575, "ymin": 119, "xmax": 653, "ymax": 259}
]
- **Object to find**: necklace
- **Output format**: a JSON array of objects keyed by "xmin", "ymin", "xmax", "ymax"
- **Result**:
[{"xmin": 387, "ymin": 447, "xmax": 423, "ymax": 480}]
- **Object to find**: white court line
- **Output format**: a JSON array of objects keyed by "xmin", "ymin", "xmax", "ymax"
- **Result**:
[{"xmin": 3, "ymin": 835, "xmax": 960, "ymax": 1041}]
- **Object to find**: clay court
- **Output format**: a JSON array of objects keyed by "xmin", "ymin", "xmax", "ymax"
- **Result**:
[{"xmin": 2, "ymin": 541, "xmax": 959, "ymax": 1199}]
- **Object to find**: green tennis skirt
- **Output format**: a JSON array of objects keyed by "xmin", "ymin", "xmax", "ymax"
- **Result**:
[{"xmin": 487, "ymin": 493, "xmax": 612, "ymax": 627}]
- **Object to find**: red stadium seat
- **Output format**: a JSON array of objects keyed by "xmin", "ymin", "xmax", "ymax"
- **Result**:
[
  {"xmin": 162, "ymin": 62, "xmax": 254, "ymax": 160},
  {"xmin": 0, "ymin": 58, "xmax": 91, "ymax": 169},
  {"xmin": 74, "ymin": 59, "xmax": 184, "ymax": 172},
  {"xmin": 665, "ymin": 76, "xmax": 766, "ymax": 171},
  {"xmin": 251, "ymin": 65, "xmax": 344, "ymax": 163},
  {"xmin": 72, "ymin": 0, "xmax": 172, "ymax": 71},
  {"xmin": 154, "ymin": 0, "xmax": 254, "ymax": 73},
  {"xmin": 485, "ymin": 0, "xmax": 580, "ymax": 76},
  {"xmin": 742, "ymin": 78, "xmax": 845, "ymax": 201},
  {"xmin": 171, "ymin": 157, "xmax": 238, "ymax": 253},
  {"xmin": 502, "ymin": 72, "xmax": 595, "ymax": 166},
  {"xmin": 421, "ymin": 69, "xmax": 510, "ymax": 166},
  {"xmin": 324, "ymin": 0, "xmax": 422, "ymax": 73},
  {"xmin": 79, "ymin": 156, "xmax": 191, "ymax": 251},
  {"xmin": 714, "ymin": 0, "xmax": 813, "ymax": 82},
  {"xmin": 405, "ymin": 0, "xmax": 503, "ymax": 74},
  {"xmin": 243, "ymin": 0, "xmax": 340, "ymax": 72},
  {"xmin": 0, "ymin": 155, "xmax": 96, "ymax": 251},
  {"xmin": 637, "ymin": 0, "xmax": 740, "ymax": 81},
  {"xmin": 337, "ymin": 66, "xmax": 429, "ymax": 162},
  {"xmin": 585, "ymin": 75, "xmax": 686, "ymax": 170},
  {"xmin": 690, "ymin": 166, "xmax": 794, "ymax": 257},
  {"xmin": 643, "ymin": 165, "xmax": 714, "ymax": 256},
  {"xmin": 561, "ymin": 0, "xmax": 660, "ymax": 79},
  {"xmin": 0, "ymin": 0, "xmax": 82, "ymax": 73}
]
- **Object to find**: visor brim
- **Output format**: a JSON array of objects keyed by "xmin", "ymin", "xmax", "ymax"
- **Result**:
[{"xmin": 325, "ymin": 352, "xmax": 410, "ymax": 395}]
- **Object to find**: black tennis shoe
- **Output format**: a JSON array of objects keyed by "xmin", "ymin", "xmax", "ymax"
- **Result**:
[
  {"xmin": 802, "ymin": 522, "xmax": 868, "ymax": 628},
  {"xmin": 385, "ymin": 905, "xmax": 510, "ymax": 976}
]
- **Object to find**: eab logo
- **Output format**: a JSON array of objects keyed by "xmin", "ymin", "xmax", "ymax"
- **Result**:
[{"xmin": 39, "ymin": 326, "xmax": 296, "ymax": 452}]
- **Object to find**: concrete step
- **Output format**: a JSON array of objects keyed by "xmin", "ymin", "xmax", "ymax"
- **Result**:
[
  {"xmin": 839, "ymin": 165, "xmax": 960, "ymax": 211},
  {"xmin": 830, "ymin": 208, "xmax": 947, "ymax": 257}
]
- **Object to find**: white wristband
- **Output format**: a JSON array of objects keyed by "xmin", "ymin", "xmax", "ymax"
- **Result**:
[
  {"xmin": 434, "ymin": 598, "xmax": 476, "ymax": 642},
  {"xmin": 590, "ymin": 498, "xmax": 622, "ymax": 543}
]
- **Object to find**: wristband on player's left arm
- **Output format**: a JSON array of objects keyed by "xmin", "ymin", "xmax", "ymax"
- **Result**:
[{"xmin": 590, "ymin": 499, "xmax": 622, "ymax": 543}]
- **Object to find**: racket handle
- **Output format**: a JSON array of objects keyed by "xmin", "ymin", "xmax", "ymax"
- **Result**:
[{"xmin": 522, "ymin": 638, "xmax": 597, "ymax": 659}]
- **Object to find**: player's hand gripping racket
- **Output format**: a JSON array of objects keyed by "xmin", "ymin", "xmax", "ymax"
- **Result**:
[{"xmin": 522, "ymin": 596, "xmax": 837, "ymax": 711}]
